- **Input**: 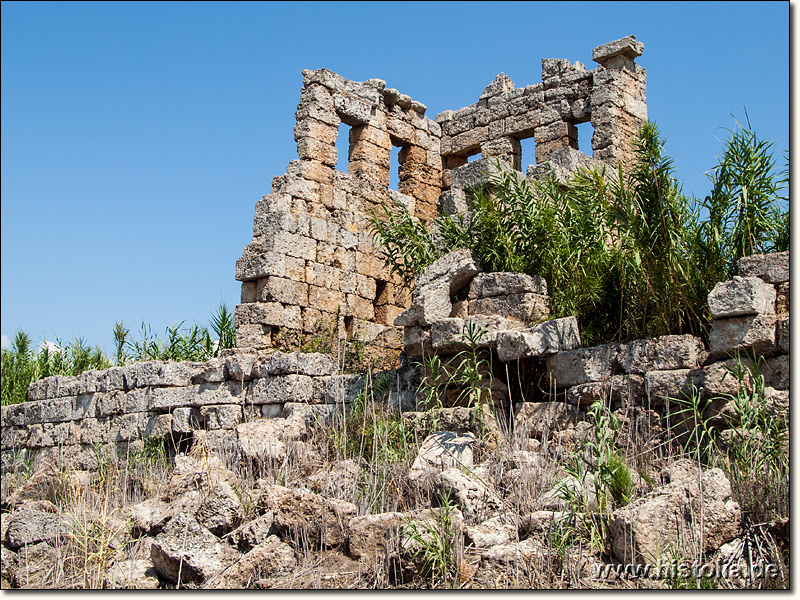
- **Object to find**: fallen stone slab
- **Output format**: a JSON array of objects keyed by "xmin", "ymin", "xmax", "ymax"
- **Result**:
[
  {"xmin": 468, "ymin": 272, "xmax": 548, "ymax": 299},
  {"xmin": 609, "ymin": 466, "xmax": 741, "ymax": 564},
  {"xmin": 150, "ymin": 513, "xmax": 240, "ymax": 585},
  {"xmin": 414, "ymin": 248, "xmax": 481, "ymax": 294},
  {"xmin": 103, "ymin": 559, "xmax": 161, "ymax": 589},
  {"xmin": 256, "ymin": 485, "xmax": 357, "ymax": 549},
  {"xmin": 196, "ymin": 481, "xmax": 245, "ymax": 537},
  {"xmin": 4, "ymin": 503, "xmax": 65, "ymax": 550},
  {"xmin": 409, "ymin": 431, "xmax": 476, "ymax": 479},
  {"xmin": 435, "ymin": 467, "xmax": 502, "ymax": 520},
  {"xmin": 205, "ymin": 535, "xmax": 296, "ymax": 589},
  {"xmin": 708, "ymin": 276, "xmax": 776, "ymax": 318},
  {"xmin": 495, "ymin": 317, "xmax": 580, "ymax": 362}
]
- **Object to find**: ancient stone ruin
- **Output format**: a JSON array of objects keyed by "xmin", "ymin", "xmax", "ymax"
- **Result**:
[
  {"xmin": 234, "ymin": 35, "xmax": 647, "ymax": 358},
  {"xmin": 1, "ymin": 36, "xmax": 790, "ymax": 590}
]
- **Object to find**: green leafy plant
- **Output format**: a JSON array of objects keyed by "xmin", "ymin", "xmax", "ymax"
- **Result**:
[
  {"xmin": 371, "ymin": 119, "xmax": 788, "ymax": 348},
  {"xmin": 402, "ymin": 499, "xmax": 462, "ymax": 587}
]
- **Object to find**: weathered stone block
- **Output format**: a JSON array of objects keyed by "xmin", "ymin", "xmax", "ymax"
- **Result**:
[
  {"xmin": 468, "ymin": 292, "xmax": 550, "ymax": 323},
  {"xmin": 403, "ymin": 326, "xmax": 432, "ymax": 358},
  {"xmin": 235, "ymin": 250, "xmax": 287, "ymax": 282},
  {"xmin": 258, "ymin": 351, "xmax": 337, "ymax": 377},
  {"xmin": 149, "ymin": 382, "xmax": 244, "ymax": 411},
  {"xmin": 708, "ymin": 276, "xmax": 776, "ymax": 318},
  {"xmin": 737, "ymin": 251, "xmax": 789, "ymax": 283},
  {"xmin": 200, "ymin": 405, "xmax": 243, "ymax": 430},
  {"xmin": 395, "ymin": 281, "xmax": 452, "ymax": 327},
  {"xmin": 644, "ymin": 369, "xmax": 703, "ymax": 404},
  {"xmin": 708, "ymin": 314, "xmax": 777, "ymax": 358},
  {"xmin": 312, "ymin": 374, "xmax": 365, "ymax": 404},
  {"xmin": 546, "ymin": 344, "xmax": 622, "ymax": 387},
  {"xmin": 172, "ymin": 407, "xmax": 202, "ymax": 433},
  {"xmin": 448, "ymin": 158, "xmax": 502, "ymax": 191},
  {"xmin": 619, "ymin": 334, "xmax": 705, "ymax": 375},
  {"xmin": 248, "ymin": 375, "xmax": 314, "ymax": 405},
  {"xmin": 258, "ymin": 276, "xmax": 309, "ymax": 307},
  {"xmin": 468, "ymin": 272, "xmax": 547, "ymax": 299},
  {"xmin": 515, "ymin": 401, "xmax": 580, "ymax": 439},
  {"xmin": 592, "ymin": 35, "xmax": 644, "ymax": 65},
  {"xmin": 495, "ymin": 317, "xmax": 581, "ymax": 361}
]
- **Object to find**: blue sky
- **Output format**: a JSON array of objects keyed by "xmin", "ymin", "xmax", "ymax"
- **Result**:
[{"xmin": 1, "ymin": 1, "xmax": 790, "ymax": 354}]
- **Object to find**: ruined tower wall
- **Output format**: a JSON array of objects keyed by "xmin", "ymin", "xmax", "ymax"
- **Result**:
[
  {"xmin": 436, "ymin": 35, "xmax": 647, "ymax": 186},
  {"xmin": 234, "ymin": 36, "xmax": 647, "ymax": 358},
  {"xmin": 234, "ymin": 69, "xmax": 443, "ymax": 358}
]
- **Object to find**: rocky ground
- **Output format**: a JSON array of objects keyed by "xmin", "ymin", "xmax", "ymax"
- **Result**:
[{"xmin": 0, "ymin": 396, "xmax": 789, "ymax": 589}]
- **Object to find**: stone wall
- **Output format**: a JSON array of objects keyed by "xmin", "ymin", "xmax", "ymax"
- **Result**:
[
  {"xmin": 0, "ymin": 351, "xmax": 418, "ymax": 476},
  {"xmin": 436, "ymin": 35, "xmax": 646, "ymax": 184},
  {"xmin": 234, "ymin": 36, "xmax": 647, "ymax": 356}
]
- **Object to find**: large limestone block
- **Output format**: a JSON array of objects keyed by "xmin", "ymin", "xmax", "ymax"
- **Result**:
[
  {"xmin": 708, "ymin": 314, "xmax": 777, "ymax": 358},
  {"xmin": 737, "ymin": 251, "xmax": 789, "ymax": 284},
  {"xmin": 402, "ymin": 326, "xmax": 432, "ymax": 358},
  {"xmin": 449, "ymin": 157, "xmax": 501, "ymax": 193},
  {"xmin": 429, "ymin": 315, "xmax": 524, "ymax": 353},
  {"xmin": 514, "ymin": 401, "xmax": 580, "ymax": 439},
  {"xmin": 5, "ymin": 505, "xmax": 65, "ymax": 550},
  {"xmin": 708, "ymin": 276, "xmax": 776, "ymax": 318},
  {"xmin": 409, "ymin": 431, "xmax": 476, "ymax": 479},
  {"xmin": 196, "ymin": 482, "xmax": 245, "ymax": 537},
  {"xmin": 150, "ymin": 513, "xmax": 240, "ymax": 585},
  {"xmin": 256, "ymin": 485, "xmax": 357, "ymax": 549},
  {"xmin": 619, "ymin": 334, "xmax": 705, "ymax": 375},
  {"xmin": 468, "ymin": 292, "xmax": 550, "ymax": 323},
  {"xmin": 248, "ymin": 375, "xmax": 313, "ymax": 405},
  {"xmin": 468, "ymin": 272, "xmax": 548, "ymax": 300},
  {"xmin": 609, "ymin": 465, "xmax": 741, "ymax": 564},
  {"xmin": 149, "ymin": 381, "xmax": 244, "ymax": 410},
  {"xmin": 435, "ymin": 467, "xmax": 502, "ymax": 520},
  {"xmin": 206, "ymin": 536, "xmax": 296, "ymax": 589},
  {"xmin": 255, "ymin": 351, "xmax": 337, "ymax": 377},
  {"xmin": 495, "ymin": 316, "xmax": 581, "ymax": 361},
  {"xmin": 414, "ymin": 248, "xmax": 481, "ymax": 294},
  {"xmin": 545, "ymin": 344, "xmax": 622, "ymax": 387},
  {"xmin": 311, "ymin": 374, "xmax": 365, "ymax": 404},
  {"xmin": 644, "ymin": 368, "xmax": 703, "ymax": 404},
  {"xmin": 394, "ymin": 281, "xmax": 452, "ymax": 327},
  {"xmin": 348, "ymin": 512, "xmax": 406, "ymax": 561},
  {"xmin": 235, "ymin": 417, "xmax": 307, "ymax": 464}
]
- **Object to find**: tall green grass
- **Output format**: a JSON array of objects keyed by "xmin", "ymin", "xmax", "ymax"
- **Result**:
[
  {"xmin": 1, "ymin": 303, "xmax": 237, "ymax": 405},
  {"xmin": 371, "ymin": 119, "xmax": 788, "ymax": 346}
]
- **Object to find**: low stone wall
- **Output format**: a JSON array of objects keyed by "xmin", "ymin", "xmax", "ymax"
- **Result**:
[
  {"xmin": 545, "ymin": 252, "xmax": 789, "ymax": 416},
  {"xmin": 0, "ymin": 351, "xmax": 418, "ymax": 476}
]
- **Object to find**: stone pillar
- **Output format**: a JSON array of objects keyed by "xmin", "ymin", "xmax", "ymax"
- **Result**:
[{"xmin": 590, "ymin": 35, "xmax": 647, "ymax": 169}]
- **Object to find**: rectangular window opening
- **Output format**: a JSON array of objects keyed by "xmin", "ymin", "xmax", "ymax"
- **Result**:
[
  {"xmin": 389, "ymin": 144, "xmax": 402, "ymax": 191},
  {"xmin": 336, "ymin": 124, "xmax": 352, "ymax": 173},
  {"xmin": 575, "ymin": 121, "xmax": 594, "ymax": 157},
  {"xmin": 519, "ymin": 137, "xmax": 536, "ymax": 170}
]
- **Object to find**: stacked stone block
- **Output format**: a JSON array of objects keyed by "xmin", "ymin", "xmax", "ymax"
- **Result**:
[
  {"xmin": 235, "ymin": 69, "xmax": 443, "ymax": 354},
  {"xmin": 435, "ymin": 35, "xmax": 646, "ymax": 188},
  {"xmin": 0, "ymin": 351, "xmax": 377, "ymax": 474}
]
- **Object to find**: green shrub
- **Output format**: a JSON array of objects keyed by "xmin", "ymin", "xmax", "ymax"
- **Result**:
[{"xmin": 370, "ymin": 120, "xmax": 788, "ymax": 347}]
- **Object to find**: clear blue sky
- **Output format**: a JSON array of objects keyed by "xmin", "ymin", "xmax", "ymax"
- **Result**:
[{"xmin": 1, "ymin": 1, "xmax": 790, "ymax": 354}]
